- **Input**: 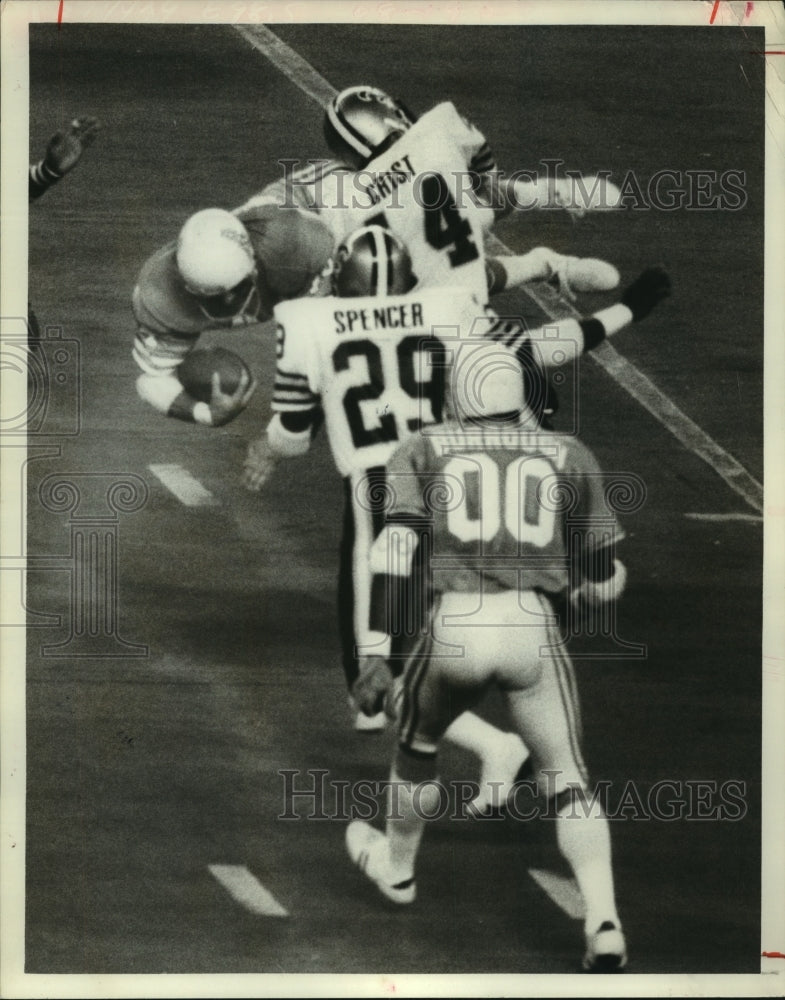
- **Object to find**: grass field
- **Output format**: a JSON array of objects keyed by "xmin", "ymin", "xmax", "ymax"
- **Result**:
[{"xmin": 9, "ymin": 14, "xmax": 772, "ymax": 983}]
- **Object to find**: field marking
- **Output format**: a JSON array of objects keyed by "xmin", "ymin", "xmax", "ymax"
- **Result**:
[
  {"xmin": 233, "ymin": 24, "xmax": 336, "ymax": 104},
  {"xmin": 488, "ymin": 239, "xmax": 764, "ymax": 515},
  {"xmin": 231, "ymin": 23, "xmax": 764, "ymax": 516},
  {"xmin": 685, "ymin": 512, "xmax": 763, "ymax": 523},
  {"xmin": 208, "ymin": 864, "xmax": 289, "ymax": 917},
  {"xmin": 148, "ymin": 463, "xmax": 217, "ymax": 507},
  {"xmin": 528, "ymin": 868, "xmax": 584, "ymax": 921}
]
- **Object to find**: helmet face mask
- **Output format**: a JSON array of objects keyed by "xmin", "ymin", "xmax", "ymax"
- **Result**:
[
  {"xmin": 191, "ymin": 272, "xmax": 259, "ymax": 321},
  {"xmin": 331, "ymin": 225, "xmax": 416, "ymax": 298},
  {"xmin": 324, "ymin": 86, "xmax": 417, "ymax": 168}
]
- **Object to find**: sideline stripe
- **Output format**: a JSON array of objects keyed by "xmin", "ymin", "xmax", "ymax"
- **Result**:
[
  {"xmin": 233, "ymin": 24, "xmax": 337, "ymax": 104},
  {"xmin": 685, "ymin": 512, "xmax": 763, "ymax": 523},
  {"xmin": 488, "ymin": 238, "xmax": 764, "ymax": 515},
  {"xmin": 148, "ymin": 463, "xmax": 217, "ymax": 507},
  {"xmin": 528, "ymin": 868, "xmax": 584, "ymax": 921},
  {"xmin": 208, "ymin": 864, "xmax": 289, "ymax": 917},
  {"xmin": 232, "ymin": 23, "xmax": 764, "ymax": 516}
]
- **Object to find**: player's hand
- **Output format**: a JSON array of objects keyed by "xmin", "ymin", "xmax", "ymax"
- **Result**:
[
  {"xmin": 353, "ymin": 655, "xmax": 394, "ymax": 717},
  {"xmin": 243, "ymin": 435, "xmax": 278, "ymax": 491},
  {"xmin": 621, "ymin": 266, "xmax": 672, "ymax": 321},
  {"xmin": 44, "ymin": 116, "xmax": 101, "ymax": 176},
  {"xmin": 208, "ymin": 369, "xmax": 256, "ymax": 427}
]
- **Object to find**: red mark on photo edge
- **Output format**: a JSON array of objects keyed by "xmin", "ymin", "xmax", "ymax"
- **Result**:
[
  {"xmin": 57, "ymin": 0, "xmax": 64, "ymax": 26},
  {"xmin": 710, "ymin": 0, "xmax": 754, "ymax": 22},
  {"xmin": 762, "ymin": 951, "xmax": 785, "ymax": 959}
]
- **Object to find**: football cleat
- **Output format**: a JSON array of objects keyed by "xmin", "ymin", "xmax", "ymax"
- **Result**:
[
  {"xmin": 583, "ymin": 920, "xmax": 628, "ymax": 972},
  {"xmin": 332, "ymin": 225, "xmax": 416, "ymax": 298},
  {"xmin": 346, "ymin": 821, "xmax": 416, "ymax": 904},
  {"xmin": 324, "ymin": 85, "xmax": 417, "ymax": 167},
  {"xmin": 348, "ymin": 695, "xmax": 387, "ymax": 733},
  {"xmin": 354, "ymin": 709, "xmax": 387, "ymax": 733}
]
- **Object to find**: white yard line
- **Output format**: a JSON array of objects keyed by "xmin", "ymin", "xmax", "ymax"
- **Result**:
[
  {"xmin": 527, "ymin": 868, "xmax": 584, "ymax": 921},
  {"xmin": 148, "ymin": 464, "xmax": 217, "ymax": 507},
  {"xmin": 230, "ymin": 23, "xmax": 764, "ymax": 516},
  {"xmin": 489, "ymin": 238, "xmax": 765, "ymax": 515},
  {"xmin": 208, "ymin": 864, "xmax": 289, "ymax": 917},
  {"xmin": 233, "ymin": 24, "xmax": 337, "ymax": 104}
]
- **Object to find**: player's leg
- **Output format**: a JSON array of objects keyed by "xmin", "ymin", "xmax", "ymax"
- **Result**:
[
  {"xmin": 347, "ymin": 596, "xmax": 483, "ymax": 900},
  {"xmin": 340, "ymin": 470, "xmax": 389, "ymax": 731},
  {"xmin": 435, "ymin": 590, "xmax": 530, "ymax": 812},
  {"xmin": 503, "ymin": 592, "xmax": 625, "ymax": 970}
]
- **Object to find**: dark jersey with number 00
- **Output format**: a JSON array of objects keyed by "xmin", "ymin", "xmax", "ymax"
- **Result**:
[{"xmin": 384, "ymin": 421, "xmax": 625, "ymax": 596}]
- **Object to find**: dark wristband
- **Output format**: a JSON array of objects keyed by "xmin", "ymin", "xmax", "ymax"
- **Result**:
[{"xmin": 579, "ymin": 318, "xmax": 607, "ymax": 352}]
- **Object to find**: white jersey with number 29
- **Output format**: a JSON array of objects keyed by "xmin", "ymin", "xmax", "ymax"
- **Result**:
[
  {"xmin": 315, "ymin": 103, "xmax": 496, "ymax": 303},
  {"xmin": 272, "ymin": 286, "xmax": 491, "ymax": 477}
]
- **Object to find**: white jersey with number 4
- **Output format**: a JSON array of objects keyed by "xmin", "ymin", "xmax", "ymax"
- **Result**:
[
  {"xmin": 315, "ymin": 103, "xmax": 497, "ymax": 303},
  {"xmin": 272, "ymin": 286, "xmax": 494, "ymax": 477}
]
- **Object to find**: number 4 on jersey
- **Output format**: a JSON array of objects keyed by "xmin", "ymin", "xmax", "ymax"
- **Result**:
[
  {"xmin": 421, "ymin": 172, "xmax": 479, "ymax": 267},
  {"xmin": 367, "ymin": 171, "xmax": 479, "ymax": 270}
]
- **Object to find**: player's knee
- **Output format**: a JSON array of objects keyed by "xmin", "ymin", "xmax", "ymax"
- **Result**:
[{"xmin": 551, "ymin": 782, "xmax": 604, "ymax": 819}]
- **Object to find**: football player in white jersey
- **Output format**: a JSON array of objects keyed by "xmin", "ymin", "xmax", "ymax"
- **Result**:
[
  {"xmin": 244, "ymin": 225, "xmax": 670, "ymax": 741},
  {"xmin": 255, "ymin": 86, "xmax": 618, "ymax": 306},
  {"xmin": 346, "ymin": 350, "xmax": 628, "ymax": 972},
  {"xmin": 320, "ymin": 85, "xmax": 621, "ymax": 224}
]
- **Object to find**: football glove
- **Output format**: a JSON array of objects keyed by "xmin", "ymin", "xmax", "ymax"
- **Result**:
[
  {"xmin": 44, "ymin": 116, "xmax": 101, "ymax": 176},
  {"xmin": 352, "ymin": 655, "xmax": 394, "ymax": 717},
  {"xmin": 621, "ymin": 266, "xmax": 671, "ymax": 321}
]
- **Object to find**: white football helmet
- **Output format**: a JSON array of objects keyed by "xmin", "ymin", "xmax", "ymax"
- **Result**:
[
  {"xmin": 323, "ymin": 86, "xmax": 417, "ymax": 167},
  {"xmin": 451, "ymin": 344, "xmax": 528, "ymax": 423},
  {"xmin": 176, "ymin": 208, "xmax": 256, "ymax": 297}
]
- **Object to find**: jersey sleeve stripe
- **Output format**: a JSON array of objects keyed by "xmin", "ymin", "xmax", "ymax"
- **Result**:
[
  {"xmin": 469, "ymin": 145, "xmax": 497, "ymax": 173},
  {"xmin": 272, "ymin": 399, "xmax": 320, "ymax": 412},
  {"xmin": 132, "ymin": 340, "xmax": 184, "ymax": 375}
]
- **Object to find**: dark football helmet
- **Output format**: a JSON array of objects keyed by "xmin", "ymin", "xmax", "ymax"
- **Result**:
[
  {"xmin": 323, "ymin": 86, "xmax": 417, "ymax": 168},
  {"xmin": 331, "ymin": 225, "xmax": 416, "ymax": 297}
]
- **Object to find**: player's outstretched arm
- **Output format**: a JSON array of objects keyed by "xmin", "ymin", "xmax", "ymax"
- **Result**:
[
  {"xmin": 243, "ymin": 409, "xmax": 318, "ymax": 491},
  {"xmin": 29, "ymin": 116, "xmax": 101, "ymax": 201},
  {"xmin": 500, "ymin": 266, "xmax": 671, "ymax": 370}
]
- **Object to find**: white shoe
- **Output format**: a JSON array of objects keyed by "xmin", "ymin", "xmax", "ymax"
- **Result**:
[
  {"xmin": 348, "ymin": 695, "xmax": 387, "ymax": 733},
  {"xmin": 353, "ymin": 709, "xmax": 387, "ymax": 733},
  {"xmin": 345, "ymin": 821, "xmax": 416, "ymax": 905},
  {"xmin": 583, "ymin": 920, "xmax": 627, "ymax": 972},
  {"xmin": 470, "ymin": 733, "xmax": 531, "ymax": 816}
]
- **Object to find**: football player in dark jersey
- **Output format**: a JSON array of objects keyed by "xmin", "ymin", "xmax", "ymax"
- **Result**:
[{"xmin": 347, "ymin": 349, "xmax": 630, "ymax": 972}]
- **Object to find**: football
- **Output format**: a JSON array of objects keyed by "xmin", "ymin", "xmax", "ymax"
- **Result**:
[
  {"xmin": 564, "ymin": 257, "xmax": 621, "ymax": 294},
  {"xmin": 177, "ymin": 347, "xmax": 251, "ymax": 402}
]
